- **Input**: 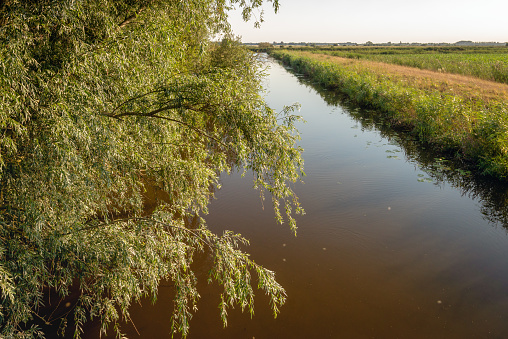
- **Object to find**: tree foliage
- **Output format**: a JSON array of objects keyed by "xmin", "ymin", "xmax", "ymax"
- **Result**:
[{"xmin": 0, "ymin": 0, "xmax": 304, "ymax": 337}]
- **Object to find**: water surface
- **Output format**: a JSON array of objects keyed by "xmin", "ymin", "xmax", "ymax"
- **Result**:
[{"xmin": 106, "ymin": 57, "xmax": 508, "ymax": 338}]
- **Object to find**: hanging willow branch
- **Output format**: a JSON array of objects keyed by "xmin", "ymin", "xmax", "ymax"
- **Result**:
[{"xmin": 101, "ymin": 102, "xmax": 228, "ymax": 148}]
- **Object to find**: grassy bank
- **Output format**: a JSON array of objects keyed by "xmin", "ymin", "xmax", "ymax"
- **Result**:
[{"xmin": 270, "ymin": 49, "xmax": 508, "ymax": 179}]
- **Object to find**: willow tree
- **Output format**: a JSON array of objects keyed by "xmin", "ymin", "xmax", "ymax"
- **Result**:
[{"xmin": 0, "ymin": 0, "xmax": 304, "ymax": 337}]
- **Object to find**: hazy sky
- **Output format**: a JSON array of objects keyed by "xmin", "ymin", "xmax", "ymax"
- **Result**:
[{"xmin": 227, "ymin": 0, "xmax": 508, "ymax": 43}]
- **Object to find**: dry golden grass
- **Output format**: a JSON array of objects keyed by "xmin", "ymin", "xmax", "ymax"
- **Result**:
[{"xmin": 299, "ymin": 51, "xmax": 508, "ymax": 103}]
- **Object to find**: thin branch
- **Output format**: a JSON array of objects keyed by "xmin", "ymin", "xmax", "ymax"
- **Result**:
[
  {"xmin": 102, "ymin": 104, "xmax": 229, "ymax": 148},
  {"xmin": 151, "ymin": 114, "xmax": 228, "ymax": 148},
  {"xmin": 127, "ymin": 313, "xmax": 140, "ymax": 336},
  {"xmin": 111, "ymin": 104, "xmax": 181, "ymax": 119},
  {"xmin": 118, "ymin": 6, "xmax": 147, "ymax": 29},
  {"xmin": 31, "ymin": 311, "xmax": 51, "ymax": 325},
  {"xmin": 47, "ymin": 297, "xmax": 64, "ymax": 322},
  {"xmin": 109, "ymin": 88, "xmax": 166, "ymax": 116}
]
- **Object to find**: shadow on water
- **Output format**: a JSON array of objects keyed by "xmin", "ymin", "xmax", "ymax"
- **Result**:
[{"xmin": 282, "ymin": 61, "xmax": 508, "ymax": 229}]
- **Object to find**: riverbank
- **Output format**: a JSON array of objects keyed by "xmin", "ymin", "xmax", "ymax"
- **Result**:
[{"xmin": 270, "ymin": 49, "xmax": 508, "ymax": 179}]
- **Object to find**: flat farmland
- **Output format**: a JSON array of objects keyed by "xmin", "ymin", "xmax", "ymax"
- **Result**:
[{"xmin": 294, "ymin": 46, "xmax": 508, "ymax": 84}]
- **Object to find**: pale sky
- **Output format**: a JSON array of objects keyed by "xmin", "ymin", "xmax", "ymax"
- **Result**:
[{"xmin": 227, "ymin": 0, "xmax": 508, "ymax": 44}]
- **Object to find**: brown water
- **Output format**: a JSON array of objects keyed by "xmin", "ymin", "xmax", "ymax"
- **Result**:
[{"xmin": 89, "ymin": 57, "xmax": 508, "ymax": 338}]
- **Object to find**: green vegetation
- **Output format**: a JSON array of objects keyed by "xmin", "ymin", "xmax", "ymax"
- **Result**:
[
  {"xmin": 279, "ymin": 46, "xmax": 508, "ymax": 84},
  {"xmin": 369, "ymin": 53, "xmax": 508, "ymax": 84},
  {"xmin": 270, "ymin": 49, "xmax": 508, "ymax": 179},
  {"xmin": 0, "ymin": 1, "xmax": 306, "ymax": 338},
  {"xmin": 319, "ymin": 50, "xmax": 508, "ymax": 84}
]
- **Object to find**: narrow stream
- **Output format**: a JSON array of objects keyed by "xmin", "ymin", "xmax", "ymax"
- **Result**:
[{"xmin": 106, "ymin": 57, "xmax": 508, "ymax": 338}]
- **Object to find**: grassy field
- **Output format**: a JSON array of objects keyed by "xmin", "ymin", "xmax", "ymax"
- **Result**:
[
  {"xmin": 311, "ymin": 48, "xmax": 508, "ymax": 84},
  {"xmin": 266, "ymin": 46, "xmax": 508, "ymax": 84},
  {"xmin": 269, "ymin": 48, "xmax": 508, "ymax": 179}
]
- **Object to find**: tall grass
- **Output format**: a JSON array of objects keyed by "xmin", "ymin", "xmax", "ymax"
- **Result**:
[{"xmin": 270, "ymin": 49, "xmax": 508, "ymax": 179}]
